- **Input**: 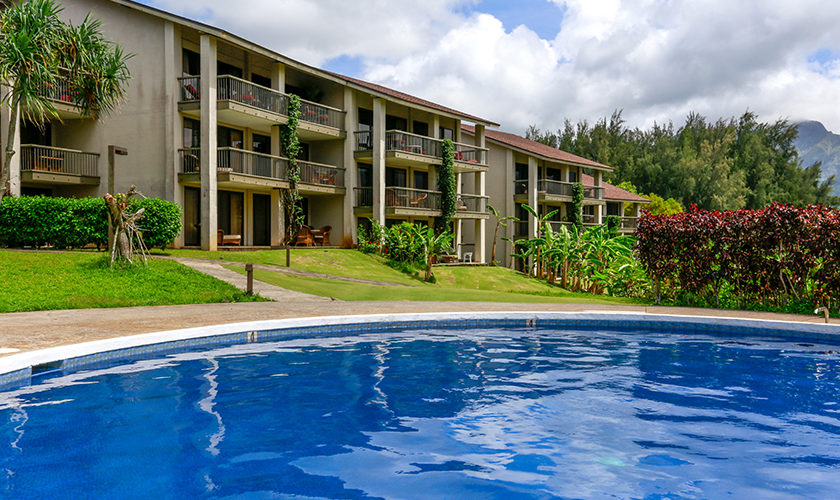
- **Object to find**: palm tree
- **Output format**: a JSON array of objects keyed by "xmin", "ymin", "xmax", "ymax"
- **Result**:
[{"xmin": 0, "ymin": 0, "xmax": 131, "ymax": 201}]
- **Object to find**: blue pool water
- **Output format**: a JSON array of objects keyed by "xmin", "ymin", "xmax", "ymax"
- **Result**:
[{"xmin": 1, "ymin": 326, "xmax": 840, "ymax": 499}]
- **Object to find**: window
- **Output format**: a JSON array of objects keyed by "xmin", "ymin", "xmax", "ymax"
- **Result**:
[
  {"xmin": 358, "ymin": 108, "xmax": 373, "ymax": 131},
  {"xmin": 386, "ymin": 167, "xmax": 407, "ymax": 187},
  {"xmin": 252, "ymin": 134, "xmax": 271, "ymax": 154},
  {"xmin": 217, "ymin": 61, "xmax": 243, "ymax": 78},
  {"xmin": 182, "ymin": 49, "xmax": 199, "ymax": 76},
  {"xmin": 546, "ymin": 167, "xmax": 563, "ymax": 181},
  {"xmin": 413, "ymin": 121, "xmax": 429, "ymax": 137},
  {"xmin": 515, "ymin": 162, "xmax": 529, "ymax": 181},
  {"xmin": 251, "ymin": 73, "xmax": 271, "ymax": 88},
  {"xmin": 21, "ymin": 121, "xmax": 51, "ymax": 146},
  {"xmin": 358, "ymin": 165, "xmax": 372, "ymax": 188},
  {"xmin": 568, "ymin": 170, "xmax": 577, "ymax": 183},
  {"xmin": 183, "ymin": 118, "xmax": 200, "ymax": 148},
  {"xmin": 217, "ymin": 126, "xmax": 243, "ymax": 149},
  {"xmin": 413, "ymin": 171, "xmax": 429, "ymax": 190},
  {"xmin": 439, "ymin": 127, "xmax": 454, "ymax": 140},
  {"xmin": 386, "ymin": 114, "xmax": 407, "ymax": 131}
]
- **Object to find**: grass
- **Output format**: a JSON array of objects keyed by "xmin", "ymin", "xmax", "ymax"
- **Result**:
[
  {"xmin": 0, "ymin": 250, "xmax": 264, "ymax": 313},
  {"xmin": 226, "ymin": 263, "xmax": 643, "ymax": 305},
  {"xmin": 155, "ymin": 248, "xmax": 419, "ymax": 285}
]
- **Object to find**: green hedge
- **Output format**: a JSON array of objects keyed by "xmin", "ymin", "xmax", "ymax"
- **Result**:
[{"xmin": 0, "ymin": 196, "xmax": 181, "ymax": 249}]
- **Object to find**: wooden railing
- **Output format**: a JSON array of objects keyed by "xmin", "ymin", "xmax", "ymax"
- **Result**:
[
  {"xmin": 354, "ymin": 187, "xmax": 372, "ymax": 207},
  {"xmin": 179, "ymin": 147, "xmax": 288, "ymax": 180},
  {"xmin": 584, "ymin": 185, "xmax": 604, "ymax": 200},
  {"xmin": 20, "ymin": 145, "xmax": 98, "ymax": 177},
  {"xmin": 354, "ymin": 130, "xmax": 488, "ymax": 165},
  {"xmin": 456, "ymin": 194, "xmax": 489, "ymax": 213},
  {"xmin": 297, "ymin": 160, "xmax": 344, "ymax": 187},
  {"xmin": 620, "ymin": 216, "xmax": 638, "ymax": 230},
  {"xmin": 538, "ymin": 179, "xmax": 575, "ymax": 197}
]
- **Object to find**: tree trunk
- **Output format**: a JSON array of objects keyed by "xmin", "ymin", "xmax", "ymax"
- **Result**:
[
  {"xmin": 491, "ymin": 223, "xmax": 499, "ymax": 266},
  {"xmin": 1, "ymin": 101, "xmax": 20, "ymax": 204}
]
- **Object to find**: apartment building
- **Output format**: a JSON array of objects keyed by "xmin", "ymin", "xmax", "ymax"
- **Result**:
[
  {"xmin": 460, "ymin": 126, "xmax": 648, "ymax": 264},
  {"xmin": 0, "ymin": 0, "xmax": 645, "ymax": 265},
  {"xmin": 0, "ymin": 0, "xmax": 496, "ymax": 254}
]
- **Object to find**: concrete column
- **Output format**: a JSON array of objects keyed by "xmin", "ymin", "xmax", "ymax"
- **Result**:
[
  {"xmin": 271, "ymin": 62, "xmax": 285, "ymax": 93},
  {"xmin": 455, "ymin": 171, "xmax": 462, "ymax": 258},
  {"xmin": 595, "ymin": 202, "xmax": 603, "ymax": 225},
  {"xmin": 474, "ymin": 170, "xmax": 486, "ymax": 263},
  {"xmin": 372, "ymin": 97, "xmax": 386, "ymax": 225},
  {"xmin": 270, "ymin": 188, "xmax": 285, "ymax": 246},
  {"xmin": 527, "ymin": 156, "xmax": 538, "ymax": 239},
  {"xmin": 504, "ymin": 149, "xmax": 515, "ymax": 268},
  {"xmin": 474, "ymin": 124, "xmax": 485, "ymax": 165},
  {"xmin": 634, "ymin": 203, "xmax": 642, "ymax": 218},
  {"xmin": 343, "ymin": 88, "xmax": 357, "ymax": 242},
  {"xmin": 454, "ymin": 120, "xmax": 462, "ymax": 143},
  {"xmin": 200, "ymin": 35, "xmax": 218, "ymax": 251},
  {"xmin": 620, "ymin": 201, "xmax": 627, "ymax": 218},
  {"xmin": 243, "ymin": 191, "xmax": 253, "ymax": 245},
  {"xmin": 163, "ymin": 22, "xmax": 184, "ymax": 246},
  {"xmin": 432, "ymin": 116, "xmax": 440, "ymax": 140},
  {"xmin": 0, "ymin": 102, "xmax": 21, "ymax": 197}
]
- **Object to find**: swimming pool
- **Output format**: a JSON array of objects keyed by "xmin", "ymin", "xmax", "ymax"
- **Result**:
[{"xmin": 0, "ymin": 313, "xmax": 839, "ymax": 498}]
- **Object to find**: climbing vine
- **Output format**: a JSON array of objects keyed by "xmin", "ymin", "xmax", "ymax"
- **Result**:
[
  {"xmin": 280, "ymin": 94, "xmax": 304, "ymax": 243},
  {"xmin": 436, "ymin": 139, "xmax": 456, "ymax": 233},
  {"xmin": 570, "ymin": 181, "xmax": 584, "ymax": 230}
]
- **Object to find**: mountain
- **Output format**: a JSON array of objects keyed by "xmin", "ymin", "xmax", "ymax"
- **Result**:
[{"xmin": 795, "ymin": 120, "xmax": 840, "ymax": 195}]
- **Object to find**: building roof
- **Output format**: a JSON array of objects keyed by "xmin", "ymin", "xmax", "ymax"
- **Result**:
[
  {"xmin": 325, "ymin": 72, "xmax": 499, "ymax": 127},
  {"xmin": 463, "ymin": 125, "xmax": 613, "ymax": 171},
  {"xmin": 581, "ymin": 174, "xmax": 649, "ymax": 203},
  {"xmin": 110, "ymin": 0, "xmax": 498, "ymax": 126}
]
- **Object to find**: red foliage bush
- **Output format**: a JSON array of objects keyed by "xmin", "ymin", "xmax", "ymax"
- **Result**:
[{"xmin": 636, "ymin": 204, "xmax": 840, "ymax": 310}]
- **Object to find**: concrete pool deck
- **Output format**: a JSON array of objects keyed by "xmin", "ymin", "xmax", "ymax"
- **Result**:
[{"xmin": 1, "ymin": 300, "xmax": 837, "ymax": 355}]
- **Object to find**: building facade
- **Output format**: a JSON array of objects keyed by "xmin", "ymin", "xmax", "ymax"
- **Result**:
[{"xmin": 0, "ymin": 0, "xmax": 646, "ymax": 265}]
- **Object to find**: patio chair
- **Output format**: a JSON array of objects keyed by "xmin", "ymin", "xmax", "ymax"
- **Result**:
[
  {"xmin": 293, "ymin": 225, "xmax": 315, "ymax": 247},
  {"xmin": 314, "ymin": 225, "xmax": 332, "ymax": 246},
  {"xmin": 217, "ymin": 229, "xmax": 241, "ymax": 246},
  {"xmin": 409, "ymin": 192, "xmax": 428, "ymax": 208}
]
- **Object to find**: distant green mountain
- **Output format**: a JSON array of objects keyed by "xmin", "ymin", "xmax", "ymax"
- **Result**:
[{"xmin": 795, "ymin": 120, "xmax": 840, "ymax": 195}]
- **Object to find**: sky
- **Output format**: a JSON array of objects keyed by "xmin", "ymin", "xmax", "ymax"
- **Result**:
[{"xmin": 144, "ymin": 0, "xmax": 840, "ymax": 135}]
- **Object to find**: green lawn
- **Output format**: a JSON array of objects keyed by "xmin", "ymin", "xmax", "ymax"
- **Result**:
[
  {"xmin": 0, "ymin": 251, "xmax": 263, "ymax": 313},
  {"xmin": 156, "ymin": 248, "xmax": 420, "ymax": 285},
  {"xmin": 226, "ymin": 263, "xmax": 642, "ymax": 305}
]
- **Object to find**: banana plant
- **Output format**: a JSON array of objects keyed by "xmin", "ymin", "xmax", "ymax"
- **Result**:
[{"xmin": 488, "ymin": 204, "xmax": 518, "ymax": 266}]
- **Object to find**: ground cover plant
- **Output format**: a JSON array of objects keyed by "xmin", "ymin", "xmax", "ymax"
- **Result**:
[
  {"xmin": 0, "ymin": 251, "xmax": 262, "ymax": 312},
  {"xmin": 636, "ymin": 203, "xmax": 840, "ymax": 314}
]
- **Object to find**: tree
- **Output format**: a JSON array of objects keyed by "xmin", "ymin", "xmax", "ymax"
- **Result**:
[
  {"xmin": 0, "ymin": 0, "xmax": 131, "ymax": 201},
  {"xmin": 487, "ymin": 203, "xmax": 516, "ymax": 266}
]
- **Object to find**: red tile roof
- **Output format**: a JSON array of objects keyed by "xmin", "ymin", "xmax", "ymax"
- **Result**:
[
  {"xmin": 463, "ymin": 125, "xmax": 613, "ymax": 171},
  {"xmin": 581, "ymin": 174, "xmax": 649, "ymax": 203},
  {"xmin": 327, "ymin": 72, "xmax": 499, "ymax": 127}
]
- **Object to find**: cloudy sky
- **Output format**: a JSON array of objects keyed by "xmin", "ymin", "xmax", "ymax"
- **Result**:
[{"xmin": 144, "ymin": 0, "xmax": 840, "ymax": 134}]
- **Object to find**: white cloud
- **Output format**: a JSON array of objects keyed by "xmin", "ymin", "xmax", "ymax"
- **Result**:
[{"xmin": 147, "ymin": 0, "xmax": 840, "ymax": 133}]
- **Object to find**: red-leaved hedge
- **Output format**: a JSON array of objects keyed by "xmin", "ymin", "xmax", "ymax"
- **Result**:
[{"xmin": 636, "ymin": 204, "xmax": 840, "ymax": 310}]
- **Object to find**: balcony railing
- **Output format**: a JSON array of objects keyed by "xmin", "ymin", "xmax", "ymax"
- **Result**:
[
  {"xmin": 38, "ymin": 80, "xmax": 78, "ymax": 107},
  {"xmin": 179, "ymin": 147, "xmax": 288, "ymax": 181},
  {"xmin": 514, "ymin": 180, "xmax": 529, "ymax": 196},
  {"xmin": 456, "ymin": 194, "xmax": 488, "ymax": 213},
  {"xmin": 538, "ymin": 179, "xmax": 574, "ymax": 197},
  {"xmin": 179, "ymin": 75, "xmax": 289, "ymax": 116},
  {"xmin": 20, "ymin": 145, "xmax": 98, "ymax": 177},
  {"xmin": 297, "ymin": 160, "xmax": 344, "ymax": 187},
  {"xmin": 584, "ymin": 185, "xmax": 604, "ymax": 200},
  {"xmin": 352, "ymin": 186, "xmax": 442, "ymax": 210},
  {"xmin": 299, "ymin": 99, "xmax": 344, "ymax": 130},
  {"xmin": 620, "ymin": 216, "xmax": 638, "ymax": 230},
  {"xmin": 354, "ymin": 130, "xmax": 488, "ymax": 165}
]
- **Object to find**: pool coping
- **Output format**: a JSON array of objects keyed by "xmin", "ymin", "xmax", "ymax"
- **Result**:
[{"xmin": 2, "ymin": 311, "xmax": 840, "ymax": 390}]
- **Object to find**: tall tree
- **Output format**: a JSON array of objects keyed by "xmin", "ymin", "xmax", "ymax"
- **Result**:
[{"xmin": 0, "ymin": 0, "xmax": 131, "ymax": 201}]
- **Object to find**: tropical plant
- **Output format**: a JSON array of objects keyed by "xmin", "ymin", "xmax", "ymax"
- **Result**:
[
  {"xmin": 415, "ymin": 224, "xmax": 453, "ymax": 282},
  {"xmin": 569, "ymin": 182, "xmax": 584, "ymax": 229},
  {"xmin": 436, "ymin": 138, "xmax": 456, "ymax": 232},
  {"xmin": 0, "ymin": 0, "xmax": 131, "ymax": 201},
  {"xmin": 488, "ymin": 203, "xmax": 516, "ymax": 266}
]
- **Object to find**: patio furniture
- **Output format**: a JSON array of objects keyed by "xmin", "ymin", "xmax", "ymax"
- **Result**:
[
  {"xmin": 462, "ymin": 252, "xmax": 473, "ymax": 264},
  {"xmin": 314, "ymin": 225, "xmax": 332, "ymax": 246},
  {"xmin": 217, "ymin": 229, "xmax": 241, "ymax": 246},
  {"xmin": 293, "ymin": 225, "xmax": 315, "ymax": 246},
  {"xmin": 409, "ymin": 192, "xmax": 428, "ymax": 208}
]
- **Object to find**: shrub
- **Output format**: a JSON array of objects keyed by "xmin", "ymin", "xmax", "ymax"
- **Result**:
[
  {"xmin": 605, "ymin": 215, "xmax": 620, "ymax": 233},
  {"xmin": 636, "ymin": 203, "xmax": 840, "ymax": 311},
  {"xmin": 129, "ymin": 198, "xmax": 182, "ymax": 249},
  {"xmin": 0, "ymin": 195, "xmax": 180, "ymax": 249}
]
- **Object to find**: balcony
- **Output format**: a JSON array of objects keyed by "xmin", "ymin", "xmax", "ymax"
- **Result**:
[
  {"xmin": 513, "ymin": 179, "xmax": 605, "ymax": 204},
  {"xmin": 19, "ymin": 145, "xmax": 99, "ymax": 185},
  {"xmin": 353, "ymin": 186, "xmax": 442, "ymax": 217},
  {"xmin": 619, "ymin": 216, "xmax": 638, "ymax": 232},
  {"xmin": 178, "ymin": 75, "xmax": 345, "ymax": 138},
  {"xmin": 452, "ymin": 194, "xmax": 490, "ymax": 219},
  {"xmin": 37, "ymin": 79, "xmax": 85, "ymax": 120},
  {"xmin": 297, "ymin": 160, "xmax": 345, "ymax": 195},
  {"xmin": 354, "ymin": 130, "xmax": 488, "ymax": 170},
  {"xmin": 178, "ymin": 147, "xmax": 289, "ymax": 189}
]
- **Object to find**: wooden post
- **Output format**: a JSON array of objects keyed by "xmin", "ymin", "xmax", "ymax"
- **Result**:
[
  {"xmin": 245, "ymin": 263, "xmax": 254, "ymax": 295},
  {"xmin": 286, "ymin": 246, "xmax": 291, "ymax": 267}
]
